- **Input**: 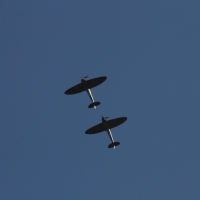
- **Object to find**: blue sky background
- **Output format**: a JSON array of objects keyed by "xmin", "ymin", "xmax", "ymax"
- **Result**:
[{"xmin": 1, "ymin": 1, "xmax": 200, "ymax": 199}]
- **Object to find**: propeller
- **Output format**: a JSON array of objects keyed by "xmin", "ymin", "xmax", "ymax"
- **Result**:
[
  {"xmin": 101, "ymin": 116, "xmax": 109, "ymax": 120},
  {"xmin": 80, "ymin": 76, "xmax": 88, "ymax": 79}
]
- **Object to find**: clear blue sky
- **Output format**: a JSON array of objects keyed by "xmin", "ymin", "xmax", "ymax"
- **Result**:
[{"xmin": 1, "ymin": 1, "xmax": 200, "ymax": 199}]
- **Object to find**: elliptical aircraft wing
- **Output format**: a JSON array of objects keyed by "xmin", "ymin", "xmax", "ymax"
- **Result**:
[
  {"xmin": 64, "ymin": 83, "xmax": 85, "ymax": 95},
  {"xmin": 85, "ymin": 117, "xmax": 127, "ymax": 134},
  {"xmin": 86, "ymin": 76, "xmax": 107, "ymax": 89},
  {"xmin": 106, "ymin": 117, "xmax": 127, "ymax": 129},
  {"xmin": 85, "ymin": 123, "xmax": 105, "ymax": 134}
]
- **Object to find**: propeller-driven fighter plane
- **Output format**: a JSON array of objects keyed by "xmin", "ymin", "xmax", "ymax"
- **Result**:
[
  {"xmin": 85, "ymin": 116, "xmax": 127, "ymax": 148},
  {"xmin": 64, "ymin": 76, "xmax": 107, "ymax": 109}
]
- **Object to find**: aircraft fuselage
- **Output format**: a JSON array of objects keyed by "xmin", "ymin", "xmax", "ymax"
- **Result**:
[
  {"xmin": 81, "ymin": 78, "xmax": 95, "ymax": 104},
  {"xmin": 102, "ymin": 118, "xmax": 115, "ymax": 144}
]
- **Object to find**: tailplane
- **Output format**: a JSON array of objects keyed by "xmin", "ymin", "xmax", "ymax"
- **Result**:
[
  {"xmin": 88, "ymin": 102, "xmax": 100, "ymax": 109},
  {"xmin": 108, "ymin": 142, "xmax": 120, "ymax": 148}
]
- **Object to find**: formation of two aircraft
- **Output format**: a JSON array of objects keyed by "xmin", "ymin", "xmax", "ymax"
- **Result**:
[{"xmin": 65, "ymin": 76, "xmax": 127, "ymax": 148}]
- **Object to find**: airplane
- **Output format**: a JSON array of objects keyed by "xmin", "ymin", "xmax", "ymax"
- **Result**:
[
  {"xmin": 85, "ymin": 116, "xmax": 127, "ymax": 148},
  {"xmin": 64, "ymin": 76, "xmax": 107, "ymax": 109}
]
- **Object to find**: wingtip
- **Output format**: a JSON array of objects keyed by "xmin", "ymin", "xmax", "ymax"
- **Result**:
[{"xmin": 64, "ymin": 90, "xmax": 69, "ymax": 95}]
